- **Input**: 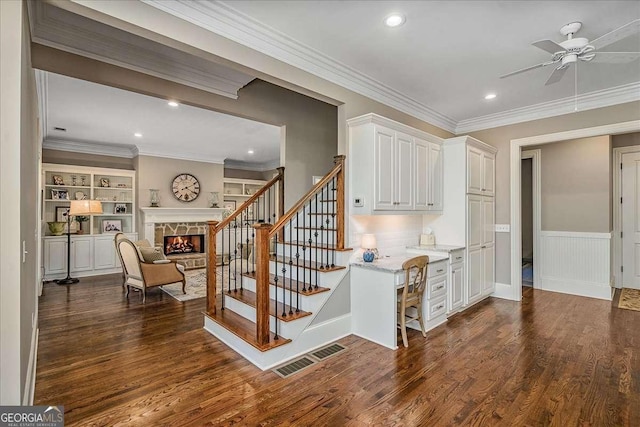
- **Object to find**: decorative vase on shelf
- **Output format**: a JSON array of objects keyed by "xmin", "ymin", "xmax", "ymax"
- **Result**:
[
  {"xmin": 209, "ymin": 191, "xmax": 220, "ymax": 208},
  {"xmin": 149, "ymin": 189, "xmax": 160, "ymax": 207},
  {"xmin": 47, "ymin": 222, "xmax": 66, "ymax": 236}
]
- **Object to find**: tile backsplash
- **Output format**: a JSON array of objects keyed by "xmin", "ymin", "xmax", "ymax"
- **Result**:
[{"xmin": 350, "ymin": 215, "xmax": 423, "ymax": 256}]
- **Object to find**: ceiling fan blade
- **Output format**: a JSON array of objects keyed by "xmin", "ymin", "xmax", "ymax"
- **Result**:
[
  {"xmin": 532, "ymin": 39, "xmax": 566, "ymax": 54},
  {"xmin": 500, "ymin": 61, "xmax": 555, "ymax": 79},
  {"xmin": 545, "ymin": 66, "xmax": 569, "ymax": 86},
  {"xmin": 589, "ymin": 51, "xmax": 640, "ymax": 63},
  {"xmin": 591, "ymin": 19, "xmax": 640, "ymax": 50}
]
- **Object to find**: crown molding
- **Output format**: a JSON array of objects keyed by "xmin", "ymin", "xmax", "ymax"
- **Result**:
[
  {"xmin": 347, "ymin": 113, "xmax": 444, "ymax": 144},
  {"xmin": 142, "ymin": 0, "xmax": 458, "ymax": 133},
  {"xmin": 224, "ymin": 158, "xmax": 280, "ymax": 172},
  {"xmin": 455, "ymin": 82, "xmax": 640, "ymax": 134},
  {"xmin": 43, "ymin": 137, "xmax": 137, "ymax": 158}
]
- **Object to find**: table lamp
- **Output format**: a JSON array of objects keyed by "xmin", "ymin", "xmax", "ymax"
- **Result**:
[
  {"xmin": 361, "ymin": 233, "xmax": 377, "ymax": 263},
  {"xmin": 56, "ymin": 200, "xmax": 103, "ymax": 285}
]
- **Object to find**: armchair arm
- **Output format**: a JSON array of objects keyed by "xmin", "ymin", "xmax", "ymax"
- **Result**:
[{"xmin": 140, "ymin": 261, "xmax": 185, "ymax": 287}]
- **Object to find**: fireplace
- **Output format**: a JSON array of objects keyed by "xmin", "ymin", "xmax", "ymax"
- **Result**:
[{"xmin": 163, "ymin": 234, "xmax": 205, "ymax": 256}]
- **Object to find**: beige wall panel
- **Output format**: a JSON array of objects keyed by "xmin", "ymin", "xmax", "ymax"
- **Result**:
[{"xmin": 43, "ymin": 149, "xmax": 134, "ymax": 170}]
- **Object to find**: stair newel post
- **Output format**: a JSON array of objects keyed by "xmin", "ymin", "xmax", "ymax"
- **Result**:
[
  {"xmin": 207, "ymin": 220, "xmax": 219, "ymax": 315},
  {"xmin": 254, "ymin": 222, "xmax": 274, "ymax": 345},
  {"xmin": 277, "ymin": 166, "xmax": 285, "ymax": 240},
  {"xmin": 334, "ymin": 155, "xmax": 346, "ymax": 250}
]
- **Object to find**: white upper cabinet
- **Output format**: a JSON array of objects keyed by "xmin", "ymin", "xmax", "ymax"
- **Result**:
[
  {"xmin": 349, "ymin": 114, "xmax": 444, "ymax": 215},
  {"xmin": 467, "ymin": 146, "xmax": 495, "ymax": 196}
]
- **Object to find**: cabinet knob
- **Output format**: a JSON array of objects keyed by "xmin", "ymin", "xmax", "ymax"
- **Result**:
[
  {"xmin": 437, "ymin": 269, "xmax": 444, "ymax": 273},
  {"xmin": 456, "ymin": 256, "xmax": 462, "ymax": 260}
]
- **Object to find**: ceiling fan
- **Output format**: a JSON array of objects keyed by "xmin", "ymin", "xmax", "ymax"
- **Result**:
[{"xmin": 501, "ymin": 20, "xmax": 640, "ymax": 85}]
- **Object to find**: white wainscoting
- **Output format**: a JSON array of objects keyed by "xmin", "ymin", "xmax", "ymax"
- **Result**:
[{"xmin": 539, "ymin": 231, "xmax": 612, "ymax": 300}]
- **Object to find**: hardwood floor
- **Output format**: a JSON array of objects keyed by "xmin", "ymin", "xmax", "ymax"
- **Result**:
[{"xmin": 36, "ymin": 276, "xmax": 640, "ymax": 426}]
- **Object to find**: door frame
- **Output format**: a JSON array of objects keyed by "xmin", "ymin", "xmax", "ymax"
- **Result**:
[
  {"xmin": 510, "ymin": 120, "xmax": 640, "ymax": 302},
  {"xmin": 521, "ymin": 149, "xmax": 541, "ymax": 289},
  {"xmin": 613, "ymin": 145, "xmax": 640, "ymax": 288}
]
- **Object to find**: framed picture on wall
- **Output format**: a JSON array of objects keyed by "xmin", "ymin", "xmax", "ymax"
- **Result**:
[
  {"xmin": 102, "ymin": 219, "xmax": 122, "ymax": 233},
  {"xmin": 114, "ymin": 203, "xmax": 127, "ymax": 214},
  {"xmin": 55, "ymin": 206, "xmax": 77, "ymax": 233},
  {"xmin": 223, "ymin": 200, "xmax": 236, "ymax": 211}
]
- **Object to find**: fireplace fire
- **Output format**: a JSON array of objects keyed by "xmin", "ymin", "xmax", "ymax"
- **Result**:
[{"xmin": 164, "ymin": 234, "xmax": 205, "ymax": 256}]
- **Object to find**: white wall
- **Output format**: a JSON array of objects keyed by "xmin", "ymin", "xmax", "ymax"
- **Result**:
[{"xmin": 1, "ymin": 0, "xmax": 40, "ymax": 404}]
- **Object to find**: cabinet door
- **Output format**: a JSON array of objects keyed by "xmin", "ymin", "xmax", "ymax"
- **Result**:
[
  {"xmin": 467, "ymin": 248, "xmax": 483, "ymax": 304},
  {"xmin": 374, "ymin": 127, "xmax": 395, "ymax": 210},
  {"xmin": 428, "ymin": 142, "xmax": 443, "ymax": 211},
  {"xmin": 396, "ymin": 132, "xmax": 413, "ymax": 209},
  {"xmin": 71, "ymin": 238, "xmax": 93, "ymax": 272},
  {"xmin": 94, "ymin": 236, "xmax": 117, "ymax": 270},
  {"xmin": 482, "ymin": 152, "xmax": 495, "ymax": 197},
  {"xmin": 482, "ymin": 245, "xmax": 495, "ymax": 296},
  {"xmin": 414, "ymin": 138, "xmax": 429, "ymax": 211},
  {"xmin": 449, "ymin": 262, "xmax": 464, "ymax": 312},
  {"xmin": 467, "ymin": 195, "xmax": 482, "ymax": 249},
  {"xmin": 467, "ymin": 146, "xmax": 483, "ymax": 195},
  {"xmin": 43, "ymin": 239, "xmax": 67, "ymax": 276},
  {"xmin": 482, "ymin": 196, "xmax": 495, "ymax": 246}
]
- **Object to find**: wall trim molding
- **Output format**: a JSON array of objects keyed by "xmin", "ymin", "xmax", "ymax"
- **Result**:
[
  {"xmin": 455, "ymin": 83, "xmax": 640, "ymax": 134},
  {"xmin": 539, "ymin": 230, "xmax": 612, "ymax": 239},
  {"xmin": 143, "ymin": 0, "xmax": 458, "ymax": 133},
  {"xmin": 510, "ymin": 120, "xmax": 640, "ymax": 302},
  {"xmin": 492, "ymin": 282, "xmax": 516, "ymax": 300},
  {"xmin": 346, "ymin": 113, "xmax": 445, "ymax": 144},
  {"xmin": 23, "ymin": 325, "xmax": 38, "ymax": 405}
]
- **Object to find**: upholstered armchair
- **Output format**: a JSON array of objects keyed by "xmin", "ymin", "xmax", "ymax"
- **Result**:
[{"xmin": 116, "ymin": 236, "xmax": 186, "ymax": 303}]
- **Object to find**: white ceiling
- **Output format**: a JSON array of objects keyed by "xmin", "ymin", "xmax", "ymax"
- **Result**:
[
  {"xmin": 43, "ymin": 72, "xmax": 281, "ymax": 167},
  {"xmin": 148, "ymin": 0, "xmax": 640, "ymax": 132}
]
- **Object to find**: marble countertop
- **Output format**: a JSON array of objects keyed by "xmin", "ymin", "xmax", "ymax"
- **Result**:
[
  {"xmin": 351, "ymin": 253, "xmax": 449, "ymax": 273},
  {"xmin": 406, "ymin": 244, "xmax": 465, "ymax": 253}
]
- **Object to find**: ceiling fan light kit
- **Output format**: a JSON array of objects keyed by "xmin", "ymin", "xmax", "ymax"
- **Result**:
[{"xmin": 500, "ymin": 19, "xmax": 640, "ymax": 86}]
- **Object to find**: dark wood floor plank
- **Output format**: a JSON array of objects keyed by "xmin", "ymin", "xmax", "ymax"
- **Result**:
[{"xmin": 35, "ymin": 278, "xmax": 640, "ymax": 426}]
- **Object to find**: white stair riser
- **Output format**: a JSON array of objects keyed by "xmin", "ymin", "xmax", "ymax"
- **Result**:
[
  {"xmin": 274, "ymin": 243, "xmax": 349, "ymax": 265},
  {"xmin": 222, "ymin": 294, "xmax": 312, "ymax": 338},
  {"xmin": 239, "ymin": 277, "xmax": 329, "ymax": 309}
]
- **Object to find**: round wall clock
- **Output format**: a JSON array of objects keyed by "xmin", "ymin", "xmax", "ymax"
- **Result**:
[{"xmin": 171, "ymin": 173, "xmax": 200, "ymax": 202}]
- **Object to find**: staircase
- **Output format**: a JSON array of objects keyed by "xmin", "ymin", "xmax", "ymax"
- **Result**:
[{"xmin": 204, "ymin": 156, "xmax": 352, "ymax": 370}]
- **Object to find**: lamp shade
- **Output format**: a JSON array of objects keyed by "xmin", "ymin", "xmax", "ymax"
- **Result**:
[
  {"xmin": 69, "ymin": 200, "xmax": 103, "ymax": 215},
  {"xmin": 361, "ymin": 233, "xmax": 377, "ymax": 249}
]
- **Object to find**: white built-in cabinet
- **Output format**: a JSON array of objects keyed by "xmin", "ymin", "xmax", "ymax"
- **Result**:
[
  {"xmin": 449, "ymin": 250, "xmax": 465, "ymax": 313},
  {"xmin": 41, "ymin": 163, "xmax": 138, "ymax": 280},
  {"xmin": 425, "ymin": 136, "xmax": 497, "ymax": 312},
  {"xmin": 348, "ymin": 114, "xmax": 444, "ymax": 215},
  {"xmin": 467, "ymin": 146, "xmax": 495, "ymax": 197}
]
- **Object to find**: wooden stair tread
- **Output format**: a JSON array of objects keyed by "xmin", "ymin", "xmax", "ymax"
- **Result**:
[
  {"xmin": 319, "ymin": 199, "xmax": 336, "ymax": 202},
  {"xmin": 281, "ymin": 240, "xmax": 352, "ymax": 252},
  {"xmin": 242, "ymin": 272, "xmax": 330, "ymax": 295},
  {"xmin": 204, "ymin": 301, "xmax": 291, "ymax": 352},
  {"xmin": 225, "ymin": 289, "xmax": 311, "ymax": 322},
  {"xmin": 295, "ymin": 226, "xmax": 338, "ymax": 231},
  {"xmin": 270, "ymin": 255, "xmax": 345, "ymax": 272}
]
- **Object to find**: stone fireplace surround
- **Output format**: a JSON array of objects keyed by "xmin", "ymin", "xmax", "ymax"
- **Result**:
[{"xmin": 140, "ymin": 208, "xmax": 225, "ymax": 270}]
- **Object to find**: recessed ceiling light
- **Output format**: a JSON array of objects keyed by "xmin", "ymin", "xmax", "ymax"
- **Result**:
[
  {"xmin": 168, "ymin": 100, "xmax": 179, "ymax": 107},
  {"xmin": 134, "ymin": 132, "xmax": 143, "ymax": 138},
  {"xmin": 248, "ymin": 150, "xmax": 254, "ymax": 154},
  {"xmin": 384, "ymin": 14, "xmax": 406, "ymax": 27},
  {"xmin": 484, "ymin": 93, "xmax": 497, "ymax": 100}
]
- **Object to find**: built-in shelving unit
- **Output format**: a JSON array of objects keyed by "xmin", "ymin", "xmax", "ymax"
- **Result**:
[
  {"xmin": 223, "ymin": 178, "xmax": 268, "ymax": 201},
  {"xmin": 41, "ymin": 164, "xmax": 137, "ymax": 280}
]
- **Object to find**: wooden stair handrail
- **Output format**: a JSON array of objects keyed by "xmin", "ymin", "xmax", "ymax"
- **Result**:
[
  {"xmin": 268, "ymin": 155, "xmax": 345, "ymax": 248},
  {"xmin": 214, "ymin": 167, "xmax": 284, "ymax": 232}
]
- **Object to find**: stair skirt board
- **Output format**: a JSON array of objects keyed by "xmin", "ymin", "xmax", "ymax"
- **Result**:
[{"xmin": 203, "ymin": 313, "xmax": 352, "ymax": 371}]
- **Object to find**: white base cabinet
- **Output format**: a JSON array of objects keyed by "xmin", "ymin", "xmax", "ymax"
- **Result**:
[{"xmin": 42, "ymin": 233, "xmax": 137, "ymax": 280}]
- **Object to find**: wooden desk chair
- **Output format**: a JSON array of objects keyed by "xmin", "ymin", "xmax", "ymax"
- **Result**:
[{"xmin": 397, "ymin": 255, "xmax": 429, "ymax": 347}]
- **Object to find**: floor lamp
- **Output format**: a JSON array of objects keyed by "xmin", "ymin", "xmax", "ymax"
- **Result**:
[{"xmin": 56, "ymin": 200, "xmax": 103, "ymax": 285}]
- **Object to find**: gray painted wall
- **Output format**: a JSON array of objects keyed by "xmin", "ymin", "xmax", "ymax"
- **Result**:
[
  {"xmin": 42, "ymin": 148, "xmax": 134, "ymax": 170},
  {"xmin": 530, "ymin": 136, "xmax": 611, "ymax": 233}
]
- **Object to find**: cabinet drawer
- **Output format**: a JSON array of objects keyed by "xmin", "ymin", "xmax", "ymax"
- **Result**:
[
  {"xmin": 450, "ymin": 250, "xmax": 464, "ymax": 265},
  {"xmin": 428, "ymin": 260, "xmax": 447, "ymax": 278},
  {"xmin": 427, "ymin": 296, "xmax": 447, "ymax": 320},
  {"xmin": 427, "ymin": 276, "xmax": 446, "ymax": 299}
]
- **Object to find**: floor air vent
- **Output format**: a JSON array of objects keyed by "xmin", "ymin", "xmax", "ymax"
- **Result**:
[
  {"xmin": 273, "ymin": 356, "xmax": 316, "ymax": 378},
  {"xmin": 309, "ymin": 343, "xmax": 347, "ymax": 361}
]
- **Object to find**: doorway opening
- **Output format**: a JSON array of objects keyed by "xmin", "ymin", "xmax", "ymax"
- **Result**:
[{"xmin": 521, "ymin": 158, "xmax": 533, "ymax": 287}]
